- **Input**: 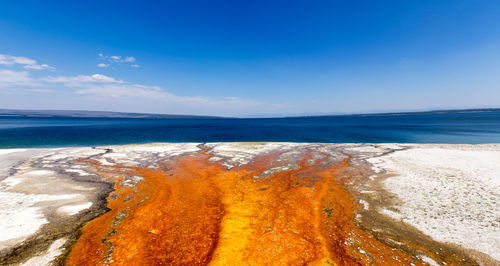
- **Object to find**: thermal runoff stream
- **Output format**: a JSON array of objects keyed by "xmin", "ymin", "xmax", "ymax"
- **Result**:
[
  {"xmin": 2, "ymin": 143, "xmax": 492, "ymax": 265},
  {"xmin": 67, "ymin": 146, "xmax": 421, "ymax": 265}
]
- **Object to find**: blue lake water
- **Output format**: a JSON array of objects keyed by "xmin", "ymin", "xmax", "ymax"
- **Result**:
[{"xmin": 0, "ymin": 111, "xmax": 499, "ymax": 148}]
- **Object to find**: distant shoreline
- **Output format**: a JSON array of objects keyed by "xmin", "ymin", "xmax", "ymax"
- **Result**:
[{"xmin": 0, "ymin": 107, "xmax": 499, "ymax": 119}]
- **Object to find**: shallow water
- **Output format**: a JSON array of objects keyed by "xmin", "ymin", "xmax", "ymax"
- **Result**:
[{"xmin": 0, "ymin": 111, "xmax": 499, "ymax": 148}]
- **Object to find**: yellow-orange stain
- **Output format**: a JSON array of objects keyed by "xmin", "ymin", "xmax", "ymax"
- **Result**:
[{"xmin": 67, "ymin": 149, "xmax": 422, "ymax": 265}]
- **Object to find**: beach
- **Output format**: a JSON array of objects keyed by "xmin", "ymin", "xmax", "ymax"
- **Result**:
[{"xmin": 0, "ymin": 143, "xmax": 498, "ymax": 265}]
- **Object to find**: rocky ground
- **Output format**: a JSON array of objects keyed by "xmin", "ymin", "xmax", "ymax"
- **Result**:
[{"xmin": 0, "ymin": 143, "xmax": 498, "ymax": 265}]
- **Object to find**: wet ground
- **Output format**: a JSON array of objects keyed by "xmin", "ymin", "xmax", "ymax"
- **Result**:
[{"xmin": 0, "ymin": 143, "xmax": 498, "ymax": 265}]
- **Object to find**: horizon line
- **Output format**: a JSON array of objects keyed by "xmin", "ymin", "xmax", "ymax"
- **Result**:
[{"xmin": 1, "ymin": 107, "xmax": 499, "ymax": 119}]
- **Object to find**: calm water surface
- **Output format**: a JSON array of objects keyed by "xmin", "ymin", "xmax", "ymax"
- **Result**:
[{"xmin": 0, "ymin": 111, "xmax": 499, "ymax": 148}]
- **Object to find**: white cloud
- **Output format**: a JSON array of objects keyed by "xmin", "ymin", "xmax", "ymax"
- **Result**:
[
  {"xmin": 0, "ymin": 70, "xmax": 36, "ymax": 87},
  {"xmin": 123, "ymin": 56, "xmax": 136, "ymax": 62},
  {"xmin": 0, "ymin": 53, "xmax": 55, "ymax": 70},
  {"xmin": 40, "ymin": 72, "xmax": 268, "ymax": 114},
  {"xmin": 74, "ymin": 82, "xmax": 266, "ymax": 113},
  {"xmin": 27, "ymin": 88, "xmax": 55, "ymax": 93},
  {"xmin": 24, "ymin": 64, "xmax": 55, "ymax": 70},
  {"xmin": 0, "ymin": 53, "xmax": 282, "ymax": 116},
  {"xmin": 46, "ymin": 73, "xmax": 191, "ymax": 100},
  {"xmin": 98, "ymin": 54, "xmax": 139, "ymax": 68},
  {"xmin": 76, "ymin": 84, "xmax": 166, "ymax": 99},
  {"xmin": 0, "ymin": 54, "xmax": 35, "ymax": 65},
  {"xmin": 42, "ymin": 73, "xmax": 123, "ymax": 85}
]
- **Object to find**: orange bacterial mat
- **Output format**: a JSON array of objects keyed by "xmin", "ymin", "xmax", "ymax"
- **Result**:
[{"xmin": 67, "ymin": 148, "xmax": 422, "ymax": 265}]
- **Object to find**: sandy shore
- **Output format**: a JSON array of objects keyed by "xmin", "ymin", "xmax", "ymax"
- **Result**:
[{"xmin": 0, "ymin": 143, "xmax": 498, "ymax": 265}]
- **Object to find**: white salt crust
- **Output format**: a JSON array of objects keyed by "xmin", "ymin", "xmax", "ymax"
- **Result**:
[
  {"xmin": 368, "ymin": 145, "xmax": 500, "ymax": 260},
  {"xmin": 206, "ymin": 142, "xmax": 306, "ymax": 167},
  {"xmin": 0, "ymin": 148, "xmax": 98, "ymax": 251},
  {"xmin": 0, "ymin": 149, "xmax": 27, "ymax": 155},
  {"xmin": 57, "ymin": 202, "xmax": 92, "ymax": 215},
  {"xmin": 0, "ymin": 192, "xmax": 77, "ymax": 243},
  {"xmin": 21, "ymin": 238, "xmax": 67, "ymax": 266}
]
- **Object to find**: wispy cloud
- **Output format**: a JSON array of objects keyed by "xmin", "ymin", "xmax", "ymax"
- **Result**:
[
  {"xmin": 0, "ymin": 52, "xmax": 283, "ymax": 116},
  {"xmin": 0, "ymin": 53, "xmax": 55, "ymax": 70},
  {"xmin": 42, "ymin": 73, "xmax": 124, "ymax": 86},
  {"xmin": 41, "ymin": 73, "xmax": 271, "ymax": 114},
  {"xmin": 123, "ymin": 56, "xmax": 136, "ymax": 63},
  {"xmin": 98, "ymin": 54, "xmax": 139, "ymax": 68},
  {"xmin": 43, "ymin": 73, "xmax": 212, "ymax": 101},
  {"xmin": 75, "ymin": 83, "xmax": 168, "ymax": 99},
  {"xmin": 0, "ymin": 70, "xmax": 37, "ymax": 87}
]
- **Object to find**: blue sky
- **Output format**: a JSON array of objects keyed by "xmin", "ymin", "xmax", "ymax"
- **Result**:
[{"xmin": 0, "ymin": 0, "xmax": 499, "ymax": 117}]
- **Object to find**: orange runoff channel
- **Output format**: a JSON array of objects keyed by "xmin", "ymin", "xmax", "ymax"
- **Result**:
[{"xmin": 67, "ymin": 149, "xmax": 423, "ymax": 265}]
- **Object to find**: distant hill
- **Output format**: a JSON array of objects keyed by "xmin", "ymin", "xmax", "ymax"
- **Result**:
[
  {"xmin": 0, "ymin": 108, "xmax": 498, "ymax": 119},
  {"xmin": 284, "ymin": 108, "xmax": 500, "ymax": 118},
  {"xmin": 354, "ymin": 108, "xmax": 500, "ymax": 116},
  {"xmin": 0, "ymin": 109, "xmax": 224, "ymax": 119}
]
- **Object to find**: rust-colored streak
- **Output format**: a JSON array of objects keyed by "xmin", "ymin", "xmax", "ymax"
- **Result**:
[
  {"xmin": 67, "ymin": 150, "xmax": 422, "ymax": 265},
  {"xmin": 108, "ymin": 157, "xmax": 224, "ymax": 265},
  {"xmin": 67, "ymin": 152, "xmax": 224, "ymax": 265}
]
